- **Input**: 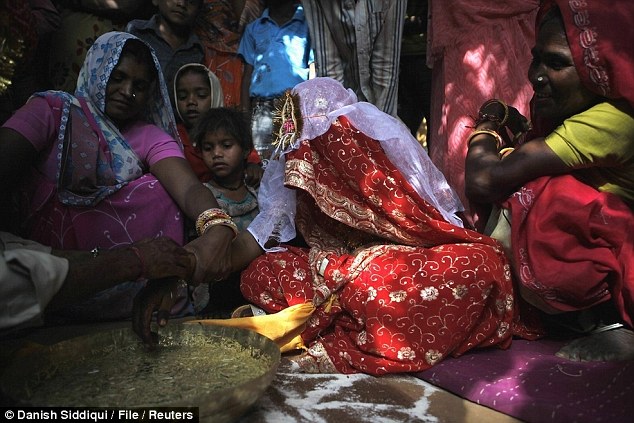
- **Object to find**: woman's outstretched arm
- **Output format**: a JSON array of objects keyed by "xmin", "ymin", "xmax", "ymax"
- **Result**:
[
  {"xmin": 465, "ymin": 122, "xmax": 568, "ymax": 204},
  {"xmin": 150, "ymin": 156, "xmax": 235, "ymax": 284}
]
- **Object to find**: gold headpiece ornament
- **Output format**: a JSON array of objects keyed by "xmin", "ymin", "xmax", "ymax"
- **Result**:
[{"xmin": 271, "ymin": 90, "xmax": 302, "ymax": 152}]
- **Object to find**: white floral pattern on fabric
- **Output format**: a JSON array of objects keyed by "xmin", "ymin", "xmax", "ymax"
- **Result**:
[
  {"xmin": 497, "ymin": 321, "xmax": 510, "ymax": 338},
  {"xmin": 420, "ymin": 286, "xmax": 439, "ymax": 301},
  {"xmin": 452, "ymin": 284, "xmax": 468, "ymax": 300},
  {"xmin": 357, "ymin": 331, "xmax": 368, "ymax": 346},
  {"xmin": 425, "ymin": 350, "xmax": 443, "ymax": 366},
  {"xmin": 293, "ymin": 268, "xmax": 307, "ymax": 281},
  {"xmin": 308, "ymin": 314, "xmax": 320, "ymax": 328},
  {"xmin": 259, "ymin": 291, "xmax": 273, "ymax": 305},
  {"xmin": 398, "ymin": 347, "xmax": 417, "ymax": 361},
  {"xmin": 292, "ymin": 341, "xmax": 338, "ymax": 374},
  {"xmin": 389, "ymin": 290, "xmax": 407, "ymax": 303},
  {"xmin": 367, "ymin": 287, "xmax": 377, "ymax": 302}
]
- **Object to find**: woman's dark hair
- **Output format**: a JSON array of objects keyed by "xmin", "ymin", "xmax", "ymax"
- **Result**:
[
  {"xmin": 539, "ymin": 5, "xmax": 564, "ymax": 31},
  {"xmin": 192, "ymin": 107, "xmax": 254, "ymax": 152},
  {"xmin": 176, "ymin": 65, "xmax": 210, "ymax": 86},
  {"xmin": 119, "ymin": 38, "xmax": 158, "ymax": 83}
]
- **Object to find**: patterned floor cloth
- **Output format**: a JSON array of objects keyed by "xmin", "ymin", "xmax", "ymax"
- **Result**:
[{"xmin": 414, "ymin": 338, "xmax": 634, "ymax": 423}]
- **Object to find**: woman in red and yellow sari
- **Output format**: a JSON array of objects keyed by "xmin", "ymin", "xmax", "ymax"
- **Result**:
[
  {"xmin": 179, "ymin": 77, "xmax": 534, "ymax": 375},
  {"xmin": 465, "ymin": 0, "xmax": 634, "ymax": 362}
]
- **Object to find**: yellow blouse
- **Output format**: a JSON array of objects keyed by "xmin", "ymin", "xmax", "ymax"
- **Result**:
[{"xmin": 545, "ymin": 100, "xmax": 634, "ymax": 207}]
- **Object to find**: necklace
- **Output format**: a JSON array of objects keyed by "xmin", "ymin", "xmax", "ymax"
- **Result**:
[{"xmin": 213, "ymin": 180, "xmax": 244, "ymax": 191}]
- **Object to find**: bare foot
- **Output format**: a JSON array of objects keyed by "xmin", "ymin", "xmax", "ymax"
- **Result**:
[{"xmin": 556, "ymin": 327, "xmax": 634, "ymax": 362}]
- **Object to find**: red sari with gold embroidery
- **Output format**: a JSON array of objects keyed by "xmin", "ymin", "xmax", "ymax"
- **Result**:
[{"xmin": 241, "ymin": 116, "xmax": 518, "ymax": 375}]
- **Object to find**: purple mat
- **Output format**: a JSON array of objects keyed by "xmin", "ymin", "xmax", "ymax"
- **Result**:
[{"xmin": 415, "ymin": 339, "xmax": 634, "ymax": 423}]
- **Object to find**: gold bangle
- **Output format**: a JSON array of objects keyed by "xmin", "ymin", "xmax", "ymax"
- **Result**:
[
  {"xmin": 195, "ymin": 208, "xmax": 231, "ymax": 236},
  {"xmin": 201, "ymin": 218, "xmax": 239, "ymax": 239},
  {"xmin": 197, "ymin": 207, "xmax": 230, "ymax": 219},
  {"xmin": 201, "ymin": 217, "xmax": 235, "ymax": 233},
  {"xmin": 467, "ymin": 129, "xmax": 503, "ymax": 150},
  {"xmin": 497, "ymin": 100, "xmax": 509, "ymax": 127},
  {"xmin": 498, "ymin": 147, "xmax": 515, "ymax": 159}
]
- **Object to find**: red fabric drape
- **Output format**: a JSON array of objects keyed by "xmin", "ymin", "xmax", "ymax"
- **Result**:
[
  {"xmin": 241, "ymin": 117, "xmax": 522, "ymax": 375},
  {"xmin": 502, "ymin": 174, "xmax": 634, "ymax": 327}
]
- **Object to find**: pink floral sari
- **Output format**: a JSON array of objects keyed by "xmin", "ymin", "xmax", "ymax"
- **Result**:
[{"xmin": 16, "ymin": 32, "xmax": 186, "ymax": 320}]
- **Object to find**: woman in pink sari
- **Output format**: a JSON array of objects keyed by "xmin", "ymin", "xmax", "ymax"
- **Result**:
[
  {"xmin": 465, "ymin": 0, "xmax": 634, "ymax": 361},
  {"xmin": 0, "ymin": 32, "xmax": 235, "ymax": 320},
  {"xmin": 143, "ymin": 77, "xmax": 538, "ymax": 375}
]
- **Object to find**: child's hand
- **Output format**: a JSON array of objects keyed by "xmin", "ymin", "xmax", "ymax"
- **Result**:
[{"xmin": 245, "ymin": 162, "xmax": 264, "ymax": 188}]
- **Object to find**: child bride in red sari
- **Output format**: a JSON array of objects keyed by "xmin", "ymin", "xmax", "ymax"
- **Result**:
[{"xmin": 174, "ymin": 77, "xmax": 539, "ymax": 375}]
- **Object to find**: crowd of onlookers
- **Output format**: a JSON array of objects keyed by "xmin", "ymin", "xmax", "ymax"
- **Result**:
[{"xmin": 2, "ymin": 1, "xmax": 429, "ymax": 161}]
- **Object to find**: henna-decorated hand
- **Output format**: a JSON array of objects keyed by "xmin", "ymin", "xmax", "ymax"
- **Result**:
[{"xmin": 131, "ymin": 237, "xmax": 196, "ymax": 281}]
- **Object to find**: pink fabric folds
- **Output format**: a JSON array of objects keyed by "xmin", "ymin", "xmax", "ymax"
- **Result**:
[
  {"xmin": 24, "ymin": 172, "xmax": 184, "ymax": 251},
  {"xmin": 415, "ymin": 338, "xmax": 634, "ymax": 423},
  {"xmin": 427, "ymin": 0, "xmax": 540, "ymax": 227}
]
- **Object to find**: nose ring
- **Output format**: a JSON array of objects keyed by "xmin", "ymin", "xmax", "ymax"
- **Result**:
[
  {"xmin": 132, "ymin": 92, "xmax": 136, "ymax": 99},
  {"xmin": 536, "ymin": 76, "xmax": 545, "ymax": 82}
]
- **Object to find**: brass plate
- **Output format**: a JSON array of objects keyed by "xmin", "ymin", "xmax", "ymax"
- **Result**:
[{"xmin": 1, "ymin": 323, "xmax": 280, "ymax": 423}]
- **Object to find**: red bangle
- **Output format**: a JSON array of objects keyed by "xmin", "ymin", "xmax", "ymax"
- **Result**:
[{"xmin": 129, "ymin": 246, "xmax": 146, "ymax": 281}]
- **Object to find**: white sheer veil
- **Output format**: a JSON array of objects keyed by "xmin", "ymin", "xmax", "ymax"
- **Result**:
[{"xmin": 247, "ymin": 77, "xmax": 464, "ymax": 251}]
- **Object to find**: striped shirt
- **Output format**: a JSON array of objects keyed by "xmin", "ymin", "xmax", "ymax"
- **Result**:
[{"xmin": 302, "ymin": 0, "xmax": 406, "ymax": 116}]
